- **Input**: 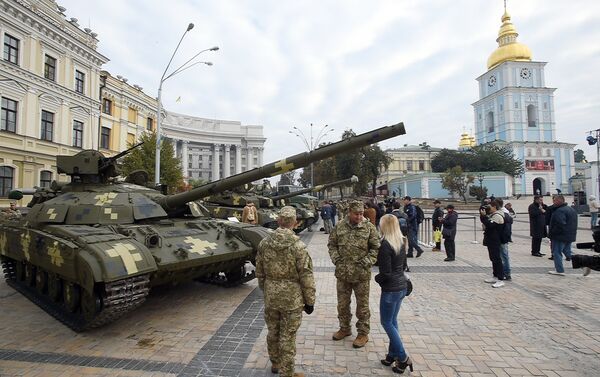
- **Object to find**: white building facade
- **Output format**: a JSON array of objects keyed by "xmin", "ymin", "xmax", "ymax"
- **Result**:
[
  {"xmin": 472, "ymin": 8, "xmax": 575, "ymax": 195},
  {"xmin": 162, "ymin": 112, "xmax": 265, "ymax": 182}
]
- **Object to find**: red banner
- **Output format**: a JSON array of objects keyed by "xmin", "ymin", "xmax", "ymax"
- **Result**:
[{"xmin": 525, "ymin": 159, "xmax": 554, "ymax": 171}]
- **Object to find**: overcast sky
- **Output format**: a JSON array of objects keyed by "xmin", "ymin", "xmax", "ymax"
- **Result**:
[{"xmin": 58, "ymin": 0, "xmax": 600, "ymax": 164}]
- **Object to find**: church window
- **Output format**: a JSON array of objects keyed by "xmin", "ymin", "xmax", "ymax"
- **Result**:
[
  {"xmin": 527, "ymin": 149, "xmax": 532, "ymax": 157},
  {"xmin": 500, "ymin": 104, "xmax": 503, "ymax": 111},
  {"xmin": 514, "ymin": 102, "xmax": 519, "ymax": 109},
  {"xmin": 486, "ymin": 111, "xmax": 494, "ymax": 133},
  {"xmin": 527, "ymin": 104, "xmax": 536, "ymax": 127},
  {"xmin": 546, "ymin": 149, "xmax": 551, "ymax": 157},
  {"xmin": 543, "ymin": 102, "xmax": 548, "ymax": 110}
]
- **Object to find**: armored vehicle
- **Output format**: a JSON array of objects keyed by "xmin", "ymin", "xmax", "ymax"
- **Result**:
[
  {"xmin": 270, "ymin": 176, "xmax": 359, "ymax": 232},
  {"xmin": 0, "ymin": 122, "xmax": 406, "ymax": 330}
]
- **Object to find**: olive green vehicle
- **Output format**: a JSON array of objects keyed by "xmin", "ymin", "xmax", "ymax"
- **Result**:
[
  {"xmin": 0, "ymin": 122, "xmax": 406, "ymax": 331},
  {"xmin": 270, "ymin": 176, "xmax": 359, "ymax": 232},
  {"xmin": 201, "ymin": 183, "xmax": 280, "ymax": 229}
]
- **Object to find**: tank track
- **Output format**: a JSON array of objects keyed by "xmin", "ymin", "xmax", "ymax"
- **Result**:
[{"xmin": 1, "ymin": 257, "xmax": 150, "ymax": 332}]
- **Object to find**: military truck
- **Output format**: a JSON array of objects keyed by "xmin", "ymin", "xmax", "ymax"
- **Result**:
[{"xmin": 0, "ymin": 122, "xmax": 406, "ymax": 330}]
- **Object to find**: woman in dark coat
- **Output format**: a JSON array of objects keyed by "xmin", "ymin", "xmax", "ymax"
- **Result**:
[
  {"xmin": 442, "ymin": 205, "xmax": 458, "ymax": 261},
  {"xmin": 528, "ymin": 195, "xmax": 547, "ymax": 257}
]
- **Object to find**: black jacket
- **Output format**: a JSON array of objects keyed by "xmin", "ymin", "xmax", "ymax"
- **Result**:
[
  {"xmin": 481, "ymin": 210, "xmax": 504, "ymax": 247},
  {"xmin": 375, "ymin": 239, "xmax": 408, "ymax": 292},
  {"xmin": 549, "ymin": 203, "xmax": 577, "ymax": 243},
  {"xmin": 500, "ymin": 211, "xmax": 513, "ymax": 244},
  {"xmin": 442, "ymin": 211, "xmax": 458, "ymax": 239},
  {"xmin": 432, "ymin": 207, "xmax": 444, "ymax": 228},
  {"xmin": 528, "ymin": 202, "xmax": 547, "ymax": 238}
]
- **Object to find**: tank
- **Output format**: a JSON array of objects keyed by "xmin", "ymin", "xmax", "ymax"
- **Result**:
[
  {"xmin": 0, "ymin": 122, "xmax": 406, "ymax": 331},
  {"xmin": 270, "ymin": 176, "xmax": 359, "ymax": 232},
  {"xmin": 201, "ymin": 181, "xmax": 280, "ymax": 229}
]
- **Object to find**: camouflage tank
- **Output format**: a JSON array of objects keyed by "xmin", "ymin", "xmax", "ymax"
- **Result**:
[
  {"xmin": 270, "ymin": 176, "xmax": 359, "ymax": 232},
  {"xmin": 201, "ymin": 181, "xmax": 280, "ymax": 229},
  {"xmin": 0, "ymin": 122, "xmax": 406, "ymax": 331}
]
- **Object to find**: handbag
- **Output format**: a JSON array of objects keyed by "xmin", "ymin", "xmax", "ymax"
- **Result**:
[
  {"xmin": 406, "ymin": 279, "xmax": 413, "ymax": 296},
  {"xmin": 433, "ymin": 229, "xmax": 442, "ymax": 243}
]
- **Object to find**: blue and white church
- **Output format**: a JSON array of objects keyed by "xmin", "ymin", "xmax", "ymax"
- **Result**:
[{"xmin": 472, "ymin": 7, "xmax": 575, "ymax": 195}]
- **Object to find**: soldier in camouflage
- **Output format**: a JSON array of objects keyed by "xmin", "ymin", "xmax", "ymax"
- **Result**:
[
  {"xmin": 328, "ymin": 200, "xmax": 380, "ymax": 348},
  {"xmin": 256, "ymin": 206, "xmax": 316, "ymax": 377}
]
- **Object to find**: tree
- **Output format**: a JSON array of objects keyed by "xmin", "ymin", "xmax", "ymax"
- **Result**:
[
  {"xmin": 362, "ymin": 145, "xmax": 392, "ymax": 197},
  {"xmin": 188, "ymin": 178, "xmax": 207, "ymax": 188},
  {"xmin": 441, "ymin": 166, "xmax": 474, "ymax": 203},
  {"xmin": 574, "ymin": 149, "xmax": 586, "ymax": 163},
  {"xmin": 120, "ymin": 132, "xmax": 184, "ymax": 193},
  {"xmin": 279, "ymin": 170, "xmax": 297, "ymax": 186},
  {"xmin": 431, "ymin": 144, "xmax": 524, "ymax": 177},
  {"xmin": 469, "ymin": 185, "xmax": 488, "ymax": 201}
]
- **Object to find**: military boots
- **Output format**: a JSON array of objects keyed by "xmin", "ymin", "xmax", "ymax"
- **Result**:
[
  {"xmin": 332, "ymin": 328, "xmax": 352, "ymax": 340},
  {"xmin": 352, "ymin": 334, "xmax": 369, "ymax": 348}
]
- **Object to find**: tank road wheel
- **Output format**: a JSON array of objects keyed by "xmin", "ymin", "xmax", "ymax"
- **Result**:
[
  {"xmin": 24, "ymin": 263, "xmax": 36, "ymax": 287},
  {"xmin": 47, "ymin": 274, "xmax": 62, "ymax": 302},
  {"xmin": 81, "ymin": 289, "xmax": 102, "ymax": 323},
  {"xmin": 63, "ymin": 282, "xmax": 80, "ymax": 313},
  {"xmin": 225, "ymin": 265, "xmax": 245, "ymax": 283},
  {"xmin": 35, "ymin": 268, "xmax": 48, "ymax": 294},
  {"xmin": 14, "ymin": 261, "xmax": 25, "ymax": 282}
]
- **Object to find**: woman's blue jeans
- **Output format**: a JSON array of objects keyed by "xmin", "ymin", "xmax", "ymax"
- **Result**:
[
  {"xmin": 592, "ymin": 212, "xmax": 598, "ymax": 229},
  {"xmin": 379, "ymin": 289, "xmax": 407, "ymax": 361}
]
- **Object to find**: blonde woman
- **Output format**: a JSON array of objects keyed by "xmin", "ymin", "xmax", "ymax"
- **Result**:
[{"xmin": 375, "ymin": 214, "xmax": 413, "ymax": 374}]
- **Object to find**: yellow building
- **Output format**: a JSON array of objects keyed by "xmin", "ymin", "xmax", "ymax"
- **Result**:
[
  {"xmin": 99, "ymin": 71, "xmax": 157, "ymax": 153},
  {"xmin": 0, "ymin": 0, "xmax": 108, "ymax": 205},
  {"xmin": 378, "ymin": 145, "xmax": 443, "ymax": 193}
]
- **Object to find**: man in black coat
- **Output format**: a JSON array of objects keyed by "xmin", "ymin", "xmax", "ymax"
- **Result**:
[
  {"xmin": 528, "ymin": 195, "xmax": 547, "ymax": 257},
  {"xmin": 432, "ymin": 200, "xmax": 444, "ymax": 251},
  {"xmin": 442, "ymin": 205, "xmax": 458, "ymax": 261},
  {"xmin": 548, "ymin": 195, "xmax": 578, "ymax": 275}
]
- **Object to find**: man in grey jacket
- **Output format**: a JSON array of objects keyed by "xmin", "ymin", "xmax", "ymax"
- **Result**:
[{"xmin": 548, "ymin": 195, "xmax": 578, "ymax": 276}]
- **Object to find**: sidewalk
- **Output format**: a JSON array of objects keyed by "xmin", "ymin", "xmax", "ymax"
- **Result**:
[{"xmin": 1, "ymin": 215, "xmax": 599, "ymax": 376}]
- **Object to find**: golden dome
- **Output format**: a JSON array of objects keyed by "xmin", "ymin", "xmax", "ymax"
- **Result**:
[
  {"xmin": 459, "ymin": 132, "xmax": 476, "ymax": 149},
  {"xmin": 487, "ymin": 10, "xmax": 532, "ymax": 69}
]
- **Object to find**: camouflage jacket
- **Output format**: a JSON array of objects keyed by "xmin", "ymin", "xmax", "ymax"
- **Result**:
[
  {"xmin": 328, "ymin": 217, "xmax": 380, "ymax": 282},
  {"xmin": 256, "ymin": 227, "xmax": 316, "ymax": 311}
]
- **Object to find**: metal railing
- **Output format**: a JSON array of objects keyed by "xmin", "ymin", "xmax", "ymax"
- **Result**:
[{"xmin": 419, "ymin": 213, "xmax": 481, "ymax": 246}]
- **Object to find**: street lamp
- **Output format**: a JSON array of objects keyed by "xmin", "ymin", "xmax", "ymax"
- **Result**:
[
  {"xmin": 289, "ymin": 123, "xmax": 335, "ymax": 187},
  {"xmin": 155, "ymin": 22, "xmax": 218, "ymax": 186},
  {"xmin": 477, "ymin": 173, "xmax": 484, "ymax": 188},
  {"xmin": 586, "ymin": 129, "xmax": 600, "ymax": 198}
]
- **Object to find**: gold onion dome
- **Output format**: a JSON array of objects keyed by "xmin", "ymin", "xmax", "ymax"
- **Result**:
[
  {"xmin": 459, "ymin": 132, "xmax": 476, "ymax": 149},
  {"xmin": 487, "ymin": 10, "xmax": 532, "ymax": 69}
]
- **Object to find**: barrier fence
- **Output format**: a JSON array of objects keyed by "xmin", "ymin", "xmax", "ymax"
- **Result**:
[{"xmin": 419, "ymin": 213, "xmax": 481, "ymax": 247}]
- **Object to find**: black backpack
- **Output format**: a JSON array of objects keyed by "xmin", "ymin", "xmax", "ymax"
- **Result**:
[{"xmin": 416, "ymin": 205, "xmax": 424, "ymax": 224}]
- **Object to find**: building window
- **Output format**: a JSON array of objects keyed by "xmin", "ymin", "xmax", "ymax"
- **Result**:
[
  {"xmin": 1, "ymin": 97, "xmax": 17, "ymax": 133},
  {"xmin": 486, "ymin": 111, "xmax": 494, "ymax": 133},
  {"xmin": 418, "ymin": 160, "xmax": 425, "ymax": 171},
  {"xmin": 3, "ymin": 34, "xmax": 19, "ymax": 65},
  {"xmin": 406, "ymin": 160, "xmax": 413, "ymax": 171},
  {"xmin": 75, "ymin": 70, "xmax": 85, "ymax": 94},
  {"xmin": 127, "ymin": 133, "xmax": 135, "ymax": 146},
  {"xmin": 146, "ymin": 117, "xmax": 153, "ymax": 131},
  {"xmin": 527, "ymin": 104, "xmax": 536, "ymax": 127},
  {"xmin": 41, "ymin": 110, "xmax": 54, "ymax": 141},
  {"xmin": 101, "ymin": 127, "xmax": 110, "ymax": 149},
  {"xmin": 40, "ymin": 170, "xmax": 52, "ymax": 188},
  {"xmin": 72, "ymin": 120, "xmax": 83, "ymax": 147},
  {"xmin": 128, "ymin": 107, "xmax": 137, "ymax": 123},
  {"xmin": 44, "ymin": 55, "xmax": 56, "ymax": 81},
  {"xmin": 0, "ymin": 166, "xmax": 14, "ymax": 197},
  {"xmin": 102, "ymin": 98, "xmax": 112, "ymax": 115}
]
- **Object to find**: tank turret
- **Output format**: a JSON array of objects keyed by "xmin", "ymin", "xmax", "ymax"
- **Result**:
[{"xmin": 157, "ymin": 122, "xmax": 405, "ymax": 213}]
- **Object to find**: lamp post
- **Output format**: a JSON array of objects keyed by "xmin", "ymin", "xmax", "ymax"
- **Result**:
[
  {"xmin": 586, "ymin": 129, "xmax": 600, "ymax": 198},
  {"xmin": 477, "ymin": 173, "xmax": 484, "ymax": 188},
  {"xmin": 289, "ymin": 123, "xmax": 334, "ymax": 187},
  {"xmin": 155, "ymin": 23, "xmax": 218, "ymax": 186}
]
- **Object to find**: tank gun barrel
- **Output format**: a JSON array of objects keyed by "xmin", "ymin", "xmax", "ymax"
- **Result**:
[
  {"xmin": 271, "ymin": 175, "xmax": 358, "ymax": 201},
  {"xmin": 157, "ymin": 122, "xmax": 405, "ymax": 212}
]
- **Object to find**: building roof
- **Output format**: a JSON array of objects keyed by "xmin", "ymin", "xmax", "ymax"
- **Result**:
[{"xmin": 487, "ymin": 9, "xmax": 532, "ymax": 69}]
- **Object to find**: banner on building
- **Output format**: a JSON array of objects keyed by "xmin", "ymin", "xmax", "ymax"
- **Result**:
[{"xmin": 525, "ymin": 159, "xmax": 554, "ymax": 171}]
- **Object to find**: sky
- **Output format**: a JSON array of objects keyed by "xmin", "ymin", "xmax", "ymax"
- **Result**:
[{"xmin": 57, "ymin": 0, "xmax": 600, "ymax": 165}]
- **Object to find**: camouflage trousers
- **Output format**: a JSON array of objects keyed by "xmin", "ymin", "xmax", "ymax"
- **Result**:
[
  {"xmin": 265, "ymin": 307, "xmax": 303, "ymax": 377},
  {"xmin": 336, "ymin": 279, "xmax": 371, "ymax": 335}
]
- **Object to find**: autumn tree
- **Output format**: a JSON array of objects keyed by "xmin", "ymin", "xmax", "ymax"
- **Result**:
[
  {"xmin": 431, "ymin": 144, "xmax": 524, "ymax": 177},
  {"xmin": 361, "ymin": 145, "xmax": 392, "ymax": 197},
  {"xmin": 574, "ymin": 149, "xmax": 586, "ymax": 163},
  {"xmin": 441, "ymin": 166, "xmax": 474, "ymax": 203},
  {"xmin": 120, "ymin": 132, "xmax": 184, "ymax": 193}
]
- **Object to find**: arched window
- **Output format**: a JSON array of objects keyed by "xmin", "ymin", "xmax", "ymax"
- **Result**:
[
  {"xmin": 546, "ymin": 149, "xmax": 552, "ymax": 157},
  {"xmin": 0, "ymin": 166, "xmax": 14, "ymax": 197},
  {"xmin": 527, "ymin": 149, "xmax": 532, "ymax": 157},
  {"xmin": 40, "ymin": 170, "xmax": 52, "ymax": 188},
  {"xmin": 527, "ymin": 104, "xmax": 536, "ymax": 127},
  {"xmin": 486, "ymin": 111, "xmax": 494, "ymax": 133}
]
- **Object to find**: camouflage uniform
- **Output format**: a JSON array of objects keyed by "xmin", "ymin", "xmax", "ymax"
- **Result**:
[
  {"xmin": 256, "ymin": 206, "xmax": 316, "ymax": 377},
  {"xmin": 328, "ymin": 201, "xmax": 380, "ymax": 336}
]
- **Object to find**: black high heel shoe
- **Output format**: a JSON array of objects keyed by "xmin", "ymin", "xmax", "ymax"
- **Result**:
[
  {"xmin": 392, "ymin": 356, "xmax": 414, "ymax": 374},
  {"xmin": 380, "ymin": 355, "xmax": 394, "ymax": 366}
]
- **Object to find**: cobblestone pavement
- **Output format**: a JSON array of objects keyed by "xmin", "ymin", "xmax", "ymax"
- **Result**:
[{"xmin": 1, "ymin": 214, "xmax": 599, "ymax": 376}]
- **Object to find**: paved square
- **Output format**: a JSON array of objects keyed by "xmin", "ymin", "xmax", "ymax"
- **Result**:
[{"xmin": 1, "ymin": 205, "xmax": 599, "ymax": 376}]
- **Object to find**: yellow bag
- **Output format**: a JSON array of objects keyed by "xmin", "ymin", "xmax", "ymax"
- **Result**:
[{"xmin": 433, "ymin": 229, "xmax": 442, "ymax": 243}]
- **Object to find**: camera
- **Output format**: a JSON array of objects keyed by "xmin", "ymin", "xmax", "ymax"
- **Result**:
[{"xmin": 479, "ymin": 204, "xmax": 491, "ymax": 215}]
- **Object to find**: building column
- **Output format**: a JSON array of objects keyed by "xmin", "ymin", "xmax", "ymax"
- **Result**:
[
  {"xmin": 257, "ymin": 147, "xmax": 264, "ymax": 166},
  {"xmin": 235, "ymin": 144, "xmax": 242, "ymax": 174},
  {"xmin": 246, "ymin": 147, "xmax": 253, "ymax": 170},
  {"xmin": 181, "ymin": 140, "xmax": 189, "ymax": 180},
  {"xmin": 223, "ymin": 144, "xmax": 231, "ymax": 178},
  {"xmin": 212, "ymin": 144, "xmax": 221, "ymax": 180},
  {"xmin": 172, "ymin": 138, "xmax": 178, "ymax": 159}
]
